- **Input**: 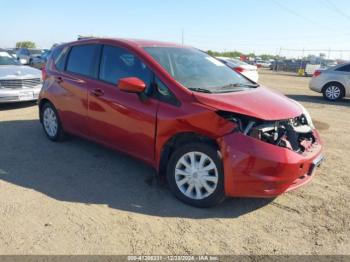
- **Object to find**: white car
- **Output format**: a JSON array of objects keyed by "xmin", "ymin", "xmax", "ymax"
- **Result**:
[
  {"xmin": 256, "ymin": 60, "xmax": 271, "ymax": 68},
  {"xmin": 0, "ymin": 49, "xmax": 42, "ymax": 103},
  {"xmin": 309, "ymin": 62, "xmax": 350, "ymax": 100},
  {"xmin": 216, "ymin": 57, "xmax": 259, "ymax": 82}
]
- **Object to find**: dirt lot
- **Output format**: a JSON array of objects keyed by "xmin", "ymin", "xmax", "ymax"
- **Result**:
[{"xmin": 0, "ymin": 70, "xmax": 349, "ymax": 255}]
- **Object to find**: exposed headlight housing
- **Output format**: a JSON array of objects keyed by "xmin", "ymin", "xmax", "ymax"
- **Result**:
[{"xmin": 291, "ymin": 100, "xmax": 315, "ymax": 129}]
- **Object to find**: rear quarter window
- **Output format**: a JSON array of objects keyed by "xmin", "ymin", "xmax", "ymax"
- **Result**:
[{"xmin": 50, "ymin": 46, "xmax": 69, "ymax": 71}]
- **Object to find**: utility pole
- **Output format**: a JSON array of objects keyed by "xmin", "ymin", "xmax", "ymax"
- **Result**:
[{"xmin": 275, "ymin": 47, "xmax": 282, "ymax": 71}]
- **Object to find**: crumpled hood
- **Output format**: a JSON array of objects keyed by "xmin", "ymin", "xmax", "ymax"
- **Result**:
[
  {"xmin": 0, "ymin": 65, "xmax": 42, "ymax": 79},
  {"xmin": 193, "ymin": 86, "xmax": 302, "ymax": 121}
]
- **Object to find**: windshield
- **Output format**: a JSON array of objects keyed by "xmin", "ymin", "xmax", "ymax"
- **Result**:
[
  {"xmin": 0, "ymin": 51, "xmax": 19, "ymax": 65},
  {"xmin": 144, "ymin": 47, "xmax": 257, "ymax": 93}
]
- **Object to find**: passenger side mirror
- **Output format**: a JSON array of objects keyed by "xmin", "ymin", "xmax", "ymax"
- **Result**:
[{"xmin": 118, "ymin": 77, "xmax": 146, "ymax": 93}]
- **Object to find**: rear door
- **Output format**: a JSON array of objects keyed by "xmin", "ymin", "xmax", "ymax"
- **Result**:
[
  {"xmin": 54, "ymin": 44, "xmax": 100, "ymax": 136},
  {"xmin": 334, "ymin": 64, "xmax": 350, "ymax": 91},
  {"xmin": 87, "ymin": 44, "xmax": 158, "ymax": 163}
]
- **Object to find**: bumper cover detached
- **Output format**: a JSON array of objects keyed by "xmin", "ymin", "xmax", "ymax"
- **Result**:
[{"xmin": 220, "ymin": 131, "xmax": 323, "ymax": 198}]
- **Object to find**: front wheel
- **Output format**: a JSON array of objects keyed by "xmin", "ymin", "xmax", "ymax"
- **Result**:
[{"xmin": 166, "ymin": 143, "xmax": 225, "ymax": 208}]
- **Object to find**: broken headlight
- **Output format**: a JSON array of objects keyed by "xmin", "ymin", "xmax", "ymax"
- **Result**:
[
  {"xmin": 291, "ymin": 100, "xmax": 315, "ymax": 129},
  {"xmin": 217, "ymin": 110, "xmax": 316, "ymax": 153}
]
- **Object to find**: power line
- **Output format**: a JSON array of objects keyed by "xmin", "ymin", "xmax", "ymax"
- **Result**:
[
  {"xmin": 324, "ymin": 0, "xmax": 350, "ymax": 21},
  {"xmin": 271, "ymin": 0, "xmax": 317, "ymax": 25},
  {"xmin": 270, "ymin": 0, "xmax": 350, "ymax": 35}
]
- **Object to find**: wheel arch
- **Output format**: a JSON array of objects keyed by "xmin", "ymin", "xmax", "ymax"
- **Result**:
[
  {"xmin": 38, "ymin": 98, "xmax": 53, "ymax": 123},
  {"xmin": 158, "ymin": 132, "xmax": 220, "ymax": 176},
  {"xmin": 322, "ymin": 81, "xmax": 345, "ymax": 93}
]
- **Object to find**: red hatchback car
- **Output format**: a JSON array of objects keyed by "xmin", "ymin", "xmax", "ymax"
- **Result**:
[{"xmin": 39, "ymin": 38, "xmax": 323, "ymax": 207}]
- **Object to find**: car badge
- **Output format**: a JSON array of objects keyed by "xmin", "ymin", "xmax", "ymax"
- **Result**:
[{"xmin": 15, "ymin": 71, "xmax": 21, "ymax": 76}]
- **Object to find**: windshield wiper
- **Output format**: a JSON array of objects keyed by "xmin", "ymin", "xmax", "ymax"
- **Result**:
[
  {"xmin": 188, "ymin": 87, "xmax": 212, "ymax": 93},
  {"xmin": 211, "ymin": 83, "xmax": 259, "ymax": 93},
  {"xmin": 217, "ymin": 83, "xmax": 259, "ymax": 89}
]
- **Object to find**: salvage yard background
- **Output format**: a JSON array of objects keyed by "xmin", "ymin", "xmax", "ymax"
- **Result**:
[{"xmin": 0, "ymin": 69, "xmax": 349, "ymax": 254}]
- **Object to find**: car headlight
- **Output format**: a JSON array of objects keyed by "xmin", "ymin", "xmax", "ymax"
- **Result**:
[{"xmin": 292, "ymin": 100, "xmax": 315, "ymax": 129}]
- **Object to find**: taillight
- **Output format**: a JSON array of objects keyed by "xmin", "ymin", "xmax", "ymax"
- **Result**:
[
  {"xmin": 234, "ymin": 66, "xmax": 246, "ymax": 73},
  {"xmin": 42, "ymin": 67, "xmax": 47, "ymax": 81},
  {"xmin": 313, "ymin": 70, "xmax": 322, "ymax": 77}
]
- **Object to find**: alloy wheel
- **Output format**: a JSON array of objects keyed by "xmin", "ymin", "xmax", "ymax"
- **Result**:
[{"xmin": 325, "ymin": 85, "xmax": 341, "ymax": 100}]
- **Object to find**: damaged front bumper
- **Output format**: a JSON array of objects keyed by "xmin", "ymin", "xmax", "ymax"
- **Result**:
[{"xmin": 219, "ymin": 130, "xmax": 323, "ymax": 198}]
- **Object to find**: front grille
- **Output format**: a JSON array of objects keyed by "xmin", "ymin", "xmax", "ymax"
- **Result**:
[{"xmin": 0, "ymin": 78, "xmax": 41, "ymax": 89}]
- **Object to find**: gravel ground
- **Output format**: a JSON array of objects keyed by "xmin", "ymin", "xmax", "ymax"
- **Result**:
[{"xmin": 0, "ymin": 70, "xmax": 349, "ymax": 255}]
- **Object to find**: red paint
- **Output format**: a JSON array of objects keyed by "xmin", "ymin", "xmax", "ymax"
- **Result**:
[
  {"xmin": 193, "ymin": 87, "xmax": 302, "ymax": 120},
  {"xmin": 219, "ymin": 130, "xmax": 322, "ymax": 197},
  {"xmin": 39, "ymin": 38, "xmax": 323, "ymax": 198},
  {"xmin": 119, "ymin": 77, "xmax": 146, "ymax": 93}
]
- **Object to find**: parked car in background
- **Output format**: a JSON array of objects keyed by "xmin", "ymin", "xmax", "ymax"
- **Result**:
[
  {"xmin": 309, "ymin": 62, "xmax": 350, "ymax": 101},
  {"xmin": 39, "ymin": 38, "xmax": 323, "ymax": 207},
  {"xmin": 305, "ymin": 64, "xmax": 322, "ymax": 77},
  {"xmin": 5, "ymin": 48, "xmax": 17, "ymax": 59},
  {"xmin": 30, "ymin": 49, "xmax": 51, "ymax": 69},
  {"xmin": 256, "ymin": 60, "xmax": 271, "ymax": 68},
  {"xmin": 16, "ymin": 48, "xmax": 43, "ymax": 65},
  {"xmin": 0, "ymin": 49, "xmax": 42, "ymax": 103},
  {"xmin": 216, "ymin": 57, "xmax": 259, "ymax": 82}
]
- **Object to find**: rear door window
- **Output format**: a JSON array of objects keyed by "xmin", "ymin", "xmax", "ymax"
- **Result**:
[
  {"xmin": 335, "ymin": 64, "xmax": 350, "ymax": 72},
  {"xmin": 66, "ymin": 44, "xmax": 100, "ymax": 78}
]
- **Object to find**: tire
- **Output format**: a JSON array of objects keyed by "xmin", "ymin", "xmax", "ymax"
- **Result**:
[
  {"xmin": 41, "ymin": 102, "xmax": 65, "ymax": 141},
  {"xmin": 322, "ymin": 82, "xmax": 345, "ymax": 101},
  {"xmin": 166, "ymin": 143, "xmax": 225, "ymax": 208}
]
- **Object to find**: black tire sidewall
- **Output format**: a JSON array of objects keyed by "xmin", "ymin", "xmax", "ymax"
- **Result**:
[
  {"xmin": 166, "ymin": 143, "xmax": 225, "ymax": 208},
  {"xmin": 323, "ymin": 83, "xmax": 344, "ymax": 101},
  {"xmin": 41, "ymin": 102, "xmax": 64, "ymax": 141}
]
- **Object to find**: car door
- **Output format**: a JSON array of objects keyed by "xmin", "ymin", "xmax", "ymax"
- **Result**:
[
  {"xmin": 334, "ymin": 64, "xmax": 350, "ymax": 91},
  {"xmin": 87, "ymin": 44, "xmax": 158, "ymax": 163},
  {"xmin": 54, "ymin": 44, "xmax": 100, "ymax": 136}
]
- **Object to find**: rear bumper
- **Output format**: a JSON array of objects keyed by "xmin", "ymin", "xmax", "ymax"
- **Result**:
[
  {"xmin": 0, "ymin": 87, "xmax": 41, "ymax": 103},
  {"xmin": 219, "ymin": 131, "xmax": 323, "ymax": 198},
  {"xmin": 309, "ymin": 78, "xmax": 323, "ymax": 93}
]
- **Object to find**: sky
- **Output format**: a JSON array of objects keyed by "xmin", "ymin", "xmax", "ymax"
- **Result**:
[{"xmin": 1, "ymin": 0, "xmax": 350, "ymax": 59}]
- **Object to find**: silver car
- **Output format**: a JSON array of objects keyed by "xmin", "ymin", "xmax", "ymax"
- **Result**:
[
  {"xmin": 16, "ymin": 48, "xmax": 43, "ymax": 65},
  {"xmin": 0, "ymin": 49, "xmax": 42, "ymax": 103},
  {"xmin": 309, "ymin": 62, "xmax": 350, "ymax": 101}
]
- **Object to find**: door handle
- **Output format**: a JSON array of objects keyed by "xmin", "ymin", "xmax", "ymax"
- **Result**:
[
  {"xmin": 90, "ymin": 88, "xmax": 104, "ymax": 97},
  {"xmin": 56, "ymin": 76, "xmax": 63, "ymax": 84}
]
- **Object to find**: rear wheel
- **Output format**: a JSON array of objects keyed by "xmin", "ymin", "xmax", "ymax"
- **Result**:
[
  {"xmin": 41, "ymin": 102, "xmax": 65, "ymax": 141},
  {"xmin": 322, "ymin": 83, "xmax": 344, "ymax": 101},
  {"xmin": 166, "ymin": 143, "xmax": 225, "ymax": 207}
]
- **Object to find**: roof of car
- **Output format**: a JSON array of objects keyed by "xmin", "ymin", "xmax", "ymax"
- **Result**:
[{"xmin": 71, "ymin": 37, "xmax": 188, "ymax": 48}]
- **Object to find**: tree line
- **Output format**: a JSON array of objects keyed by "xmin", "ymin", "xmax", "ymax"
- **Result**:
[{"xmin": 13, "ymin": 41, "xmax": 281, "ymax": 60}]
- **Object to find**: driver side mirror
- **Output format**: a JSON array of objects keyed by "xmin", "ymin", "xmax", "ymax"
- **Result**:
[{"xmin": 118, "ymin": 77, "xmax": 146, "ymax": 93}]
